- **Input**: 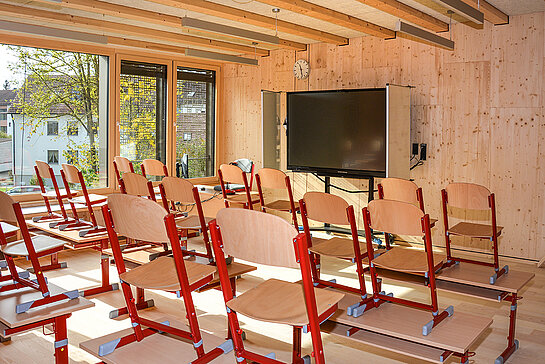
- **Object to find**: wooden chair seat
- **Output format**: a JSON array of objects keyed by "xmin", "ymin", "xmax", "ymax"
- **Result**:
[
  {"xmin": 371, "ymin": 247, "xmax": 445, "ymax": 273},
  {"xmin": 41, "ymin": 189, "xmax": 79, "ymax": 199},
  {"xmin": 175, "ymin": 215, "xmax": 213, "ymax": 230},
  {"xmin": 68, "ymin": 193, "xmax": 107, "ymax": 206},
  {"xmin": 1, "ymin": 235, "xmax": 65, "ymax": 256},
  {"xmin": 0, "ymin": 221, "xmax": 19, "ymax": 235},
  {"xmin": 309, "ymin": 236, "xmax": 371, "ymax": 259},
  {"xmin": 448, "ymin": 222, "xmax": 503, "ymax": 238},
  {"xmin": 264, "ymin": 199, "xmax": 299, "ymax": 212},
  {"xmin": 226, "ymin": 278, "xmax": 343, "ymax": 326},
  {"xmin": 225, "ymin": 193, "xmax": 259, "ymax": 204},
  {"xmin": 119, "ymin": 256, "xmax": 216, "ymax": 291}
]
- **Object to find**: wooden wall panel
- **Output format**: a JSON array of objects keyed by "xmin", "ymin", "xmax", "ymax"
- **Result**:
[{"xmin": 221, "ymin": 12, "xmax": 545, "ymax": 261}]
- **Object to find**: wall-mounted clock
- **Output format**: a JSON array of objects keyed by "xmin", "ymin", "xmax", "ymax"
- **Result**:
[{"xmin": 293, "ymin": 59, "xmax": 310, "ymax": 80}]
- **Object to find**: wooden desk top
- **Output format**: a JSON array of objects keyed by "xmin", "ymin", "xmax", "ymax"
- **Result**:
[
  {"xmin": 0, "ymin": 283, "xmax": 94, "ymax": 332},
  {"xmin": 331, "ymin": 293, "xmax": 492, "ymax": 354},
  {"xmin": 26, "ymin": 220, "xmax": 109, "ymax": 244},
  {"xmin": 437, "ymin": 263, "xmax": 534, "ymax": 293},
  {"xmin": 80, "ymin": 318, "xmax": 234, "ymax": 363}
]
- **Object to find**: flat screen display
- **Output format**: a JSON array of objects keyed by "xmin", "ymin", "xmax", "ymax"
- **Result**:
[{"xmin": 287, "ymin": 88, "xmax": 387, "ymax": 177}]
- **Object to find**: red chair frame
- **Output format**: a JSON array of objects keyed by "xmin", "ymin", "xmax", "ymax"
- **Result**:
[
  {"xmin": 113, "ymin": 156, "xmax": 135, "ymax": 189},
  {"xmin": 359, "ymin": 200, "xmax": 452, "ymax": 335},
  {"xmin": 255, "ymin": 169, "xmax": 299, "ymax": 229},
  {"xmin": 159, "ymin": 178, "xmax": 213, "ymax": 262},
  {"xmin": 218, "ymin": 164, "xmax": 256, "ymax": 210},
  {"xmin": 209, "ymin": 210, "xmax": 336, "ymax": 364},
  {"xmin": 441, "ymin": 183, "xmax": 508, "ymax": 284},
  {"xmin": 0, "ymin": 194, "xmax": 78, "ymax": 313},
  {"xmin": 100, "ymin": 197, "xmax": 223, "ymax": 362},
  {"xmin": 33, "ymin": 161, "xmax": 77, "ymax": 228},
  {"xmin": 299, "ymin": 195, "xmax": 371, "ymax": 300},
  {"xmin": 57, "ymin": 164, "xmax": 106, "ymax": 237}
]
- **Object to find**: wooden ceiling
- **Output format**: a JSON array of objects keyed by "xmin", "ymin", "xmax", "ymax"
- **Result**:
[{"xmin": 0, "ymin": 0, "xmax": 541, "ymax": 63}]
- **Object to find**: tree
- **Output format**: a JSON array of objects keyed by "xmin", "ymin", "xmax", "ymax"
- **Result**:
[{"xmin": 9, "ymin": 46, "xmax": 101, "ymax": 186}]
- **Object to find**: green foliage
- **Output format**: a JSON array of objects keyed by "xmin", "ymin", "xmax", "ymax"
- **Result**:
[
  {"xmin": 9, "ymin": 46, "xmax": 102, "ymax": 187},
  {"xmin": 177, "ymin": 137, "xmax": 207, "ymax": 178},
  {"xmin": 0, "ymin": 131, "xmax": 10, "ymax": 139},
  {"xmin": 28, "ymin": 174, "xmax": 38, "ymax": 186}
]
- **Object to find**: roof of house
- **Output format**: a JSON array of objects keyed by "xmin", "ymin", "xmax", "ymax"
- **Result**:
[{"xmin": 0, "ymin": 90, "xmax": 16, "ymax": 107}]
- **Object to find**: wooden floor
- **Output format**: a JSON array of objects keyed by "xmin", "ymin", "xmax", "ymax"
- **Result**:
[{"xmin": 1, "ymin": 241, "xmax": 544, "ymax": 363}]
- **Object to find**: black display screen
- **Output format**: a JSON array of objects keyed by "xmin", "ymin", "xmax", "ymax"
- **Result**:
[{"xmin": 287, "ymin": 88, "xmax": 387, "ymax": 177}]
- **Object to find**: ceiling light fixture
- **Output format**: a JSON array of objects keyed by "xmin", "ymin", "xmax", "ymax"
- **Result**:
[
  {"xmin": 0, "ymin": 20, "xmax": 107, "ymax": 44},
  {"xmin": 433, "ymin": 0, "xmax": 484, "ymax": 24},
  {"xmin": 395, "ymin": 20, "xmax": 454, "ymax": 50},
  {"xmin": 182, "ymin": 17, "xmax": 279, "ymax": 45},
  {"xmin": 185, "ymin": 48, "xmax": 258, "ymax": 66}
]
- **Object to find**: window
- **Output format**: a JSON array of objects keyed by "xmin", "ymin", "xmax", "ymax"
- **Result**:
[
  {"xmin": 67, "ymin": 119, "xmax": 78, "ymax": 136},
  {"xmin": 0, "ymin": 113, "xmax": 6, "ymax": 121},
  {"xmin": 1, "ymin": 44, "xmax": 109, "ymax": 191},
  {"xmin": 47, "ymin": 150, "xmax": 59, "ymax": 164},
  {"xmin": 47, "ymin": 120, "xmax": 58, "ymax": 135},
  {"xmin": 119, "ymin": 61, "xmax": 167, "ymax": 167},
  {"xmin": 176, "ymin": 67, "xmax": 215, "ymax": 178},
  {"xmin": 65, "ymin": 149, "xmax": 78, "ymax": 164}
]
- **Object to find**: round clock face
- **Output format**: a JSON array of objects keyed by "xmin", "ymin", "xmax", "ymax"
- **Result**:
[{"xmin": 293, "ymin": 59, "xmax": 310, "ymax": 80}]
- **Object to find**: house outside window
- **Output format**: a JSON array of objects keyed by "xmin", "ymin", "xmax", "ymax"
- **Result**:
[
  {"xmin": 47, "ymin": 150, "xmax": 59, "ymax": 164},
  {"xmin": 67, "ymin": 120, "xmax": 78, "ymax": 136},
  {"xmin": 47, "ymin": 120, "xmax": 58, "ymax": 135}
]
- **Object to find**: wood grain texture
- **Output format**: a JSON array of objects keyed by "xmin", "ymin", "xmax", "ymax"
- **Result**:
[
  {"xmin": 226, "ymin": 278, "xmax": 343, "ymax": 326},
  {"xmin": 220, "ymin": 12, "xmax": 545, "ymax": 261},
  {"xmin": 142, "ymin": 159, "xmax": 167, "ymax": 177},
  {"xmin": 380, "ymin": 177, "xmax": 420, "ymax": 206}
]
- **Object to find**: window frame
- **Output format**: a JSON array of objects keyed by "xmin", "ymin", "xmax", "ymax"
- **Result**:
[
  {"xmin": 0, "ymin": 33, "xmax": 222, "ymax": 202},
  {"xmin": 47, "ymin": 120, "xmax": 59, "ymax": 136}
]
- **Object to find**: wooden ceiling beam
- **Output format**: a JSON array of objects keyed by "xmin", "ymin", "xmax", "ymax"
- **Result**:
[
  {"xmin": 32, "ymin": 0, "xmax": 306, "ymax": 51},
  {"xmin": 0, "ymin": 2, "xmax": 270, "ymax": 56},
  {"xmin": 354, "ymin": 0, "xmax": 448, "ymax": 32},
  {"xmin": 254, "ymin": 0, "xmax": 395, "ymax": 38},
  {"xmin": 458, "ymin": 0, "xmax": 508, "ymax": 24},
  {"xmin": 147, "ymin": 0, "xmax": 348, "ymax": 45}
]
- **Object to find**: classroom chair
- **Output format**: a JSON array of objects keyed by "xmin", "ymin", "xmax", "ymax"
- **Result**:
[
  {"xmin": 218, "ymin": 164, "xmax": 259, "ymax": 210},
  {"xmin": 159, "ymin": 176, "xmax": 214, "ymax": 262},
  {"xmin": 299, "ymin": 191, "xmax": 373, "ymax": 299},
  {"xmin": 113, "ymin": 156, "xmax": 135, "ymax": 189},
  {"xmin": 120, "ymin": 172, "xmax": 156, "ymax": 202},
  {"xmin": 378, "ymin": 177, "xmax": 425, "ymax": 212},
  {"xmin": 100, "ymin": 194, "xmax": 225, "ymax": 362},
  {"xmin": 441, "ymin": 182, "xmax": 508, "ymax": 284},
  {"xmin": 361, "ymin": 199, "xmax": 452, "ymax": 335},
  {"xmin": 32, "ymin": 160, "xmax": 78, "ymax": 227},
  {"xmin": 255, "ymin": 168, "xmax": 299, "ymax": 228},
  {"xmin": 58, "ymin": 164, "xmax": 107, "ymax": 237},
  {"xmin": 141, "ymin": 158, "xmax": 168, "ymax": 180},
  {"xmin": 230, "ymin": 158, "xmax": 255, "ymax": 190},
  {"xmin": 210, "ymin": 208, "xmax": 344, "ymax": 364},
  {"xmin": 0, "ymin": 191, "xmax": 78, "ymax": 312}
]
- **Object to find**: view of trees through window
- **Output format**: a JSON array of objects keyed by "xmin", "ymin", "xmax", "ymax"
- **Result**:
[
  {"xmin": 176, "ymin": 67, "xmax": 215, "ymax": 178},
  {"xmin": 0, "ymin": 44, "xmax": 108, "ymax": 194}
]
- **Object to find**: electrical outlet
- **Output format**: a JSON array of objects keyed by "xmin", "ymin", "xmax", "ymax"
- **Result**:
[
  {"xmin": 412, "ymin": 143, "xmax": 419, "ymax": 155},
  {"xmin": 420, "ymin": 143, "xmax": 427, "ymax": 161}
]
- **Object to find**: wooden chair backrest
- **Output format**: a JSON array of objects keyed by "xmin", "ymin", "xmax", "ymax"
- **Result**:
[
  {"xmin": 35, "ymin": 160, "xmax": 53, "ymax": 179},
  {"xmin": 114, "ymin": 156, "xmax": 133, "ymax": 174},
  {"xmin": 216, "ymin": 208, "xmax": 299, "ymax": 269},
  {"xmin": 219, "ymin": 164, "xmax": 244, "ymax": 184},
  {"xmin": 303, "ymin": 191, "xmax": 349, "ymax": 225},
  {"xmin": 161, "ymin": 176, "xmax": 194, "ymax": 204},
  {"xmin": 61, "ymin": 164, "xmax": 81, "ymax": 185},
  {"xmin": 0, "ymin": 191, "xmax": 17, "ymax": 224},
  {"xmin": 380, "ymin": 177, "xmax": 419, "ymax": 206},
  {"xmin": 367, "ymin": 199, "xmax": 424, "ymax": 236},
  {"xmin": 445, "ymin": 182, "xmax": 490, "ymax": 210},
  {"xmin": 122, "ymin": 172, "xmax": 152, "ymax": 197},
  {"xmin": 257, "ymin": 168, "xmax": 287, "ymax": 189},
  {"xmin": 107, "ymin": 194, "xmax": 169, "ymax": 243},
  {"xmin": 142, "ymin": 159, "xmax": 166, "ymax": 177}
]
